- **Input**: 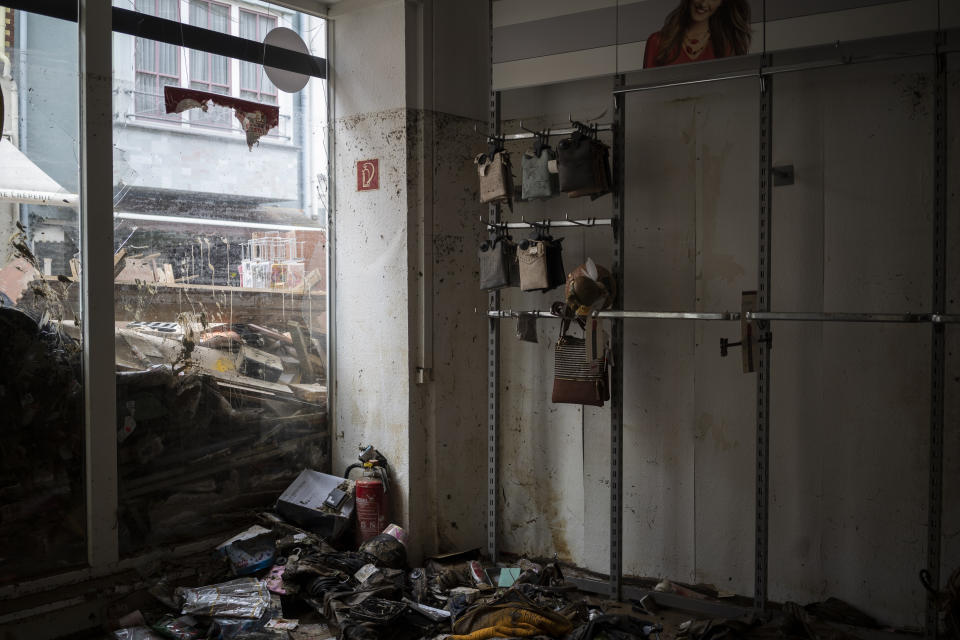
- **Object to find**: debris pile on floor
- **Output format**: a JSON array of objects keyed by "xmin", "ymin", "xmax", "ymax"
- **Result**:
[
  {"xmin": 104, "ymin": 460, "xmax": 671, "ymax": 640},
  {"xmin": 104, "ymin": 461, "xmax": 918, "ymax": 640}
]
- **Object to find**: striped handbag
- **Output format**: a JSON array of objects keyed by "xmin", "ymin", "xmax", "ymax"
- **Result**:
[{"xmin": 551, "ymin": 318, "xmax": 609, "ymax": 406}]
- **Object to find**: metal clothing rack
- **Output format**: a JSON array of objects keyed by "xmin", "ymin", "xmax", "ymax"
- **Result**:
[
  {"xmin": 482, "ymin": 112, "xmax": 622, "ymax": 566},
  {"xmin": 485, "ymin": 0, "xmax": 952, "ymax": 632}
]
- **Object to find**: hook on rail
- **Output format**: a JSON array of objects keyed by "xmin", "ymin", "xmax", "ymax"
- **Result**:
[{"xmin": 564, "ymin": 213, "xmax": 596, "ymax": 227}]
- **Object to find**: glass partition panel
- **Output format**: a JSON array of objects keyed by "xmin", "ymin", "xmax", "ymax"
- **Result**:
[
  {"xmin": 0, "ymin": 5, "xmax": 86, "ymax": 582},
  {"xmin": 111, "ymin": 3, "xmax": 329, "ymax": 555}
]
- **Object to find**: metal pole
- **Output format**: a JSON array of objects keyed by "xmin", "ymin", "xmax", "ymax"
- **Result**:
[
  {"xmin": 925, "ymin": 45, "xmax": 947, "ymax": 640},
  {"xmin": 502, "ymin": 125, "xmax": 614, "ymax": 141},
  {"xmin": 486, "ymin": 310, "xmax": 960, "ymax": 323},
  {"xmin": 754, "ymin": 72, "xmax": 773, "ymax": 612},
  {"xmin": 486, "ymin": 0, "xmax": 500, "ymax": 564},
  {"xmin": 79, "ymin": 0, "xmax": 118, "ymax": 568},
  {"xmin": 609, "ymin": 74, "xmax": 626, "ymax": 601}
]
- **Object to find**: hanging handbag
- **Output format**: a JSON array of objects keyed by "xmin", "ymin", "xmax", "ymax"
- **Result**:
[
  {"xmin": 517, "ymin": 241, "xmax": 549, "ymax": 291},
  {"xmin": 565, "ymin": 140, "xmax": 612, "ymax": 199},
  {"xmin": 475, "ymin": 151, "xmax": 513, "ymax": 205},
  {"xmin": 505, "ymin": 238, "xmax": 521, "ymax": 287},
  {"xmin": 564, "ymin": 258, "xmax": 616, "ymax": 316},
  {"xmin": 545, "ymin": 237, "xmax": 566, "ymax": 290},
  {"xmin": 521, "ymin": 147, "xmax": 557, "ymax": 200},
  {"xmin": 478, "ymin": 237, "xmax": 509, "ymax": 290},
  {"xmin": 557, "ymin": 134, "xmax": 596, "ymax": 193},
  {"xmin": 551, "ymin": 317, "xmax": 609, "ymax": 407}
]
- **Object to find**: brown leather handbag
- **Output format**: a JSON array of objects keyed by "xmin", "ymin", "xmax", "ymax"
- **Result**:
[{"xmin": 551, "ymin": 318, "xmax": 609, "ymax": 407}]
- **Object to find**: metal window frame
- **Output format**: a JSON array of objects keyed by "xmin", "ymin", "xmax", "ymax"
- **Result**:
[
  {"xmin": 2, "ymin": 0, "xmax": 331, "ymax": 605},
  {"xmin": 80, "ymin": 0, "xmax": 118, "ymax": 571},
  {"xmin": 3, "ymin": 1, "xmax": 328, "ymax": 79}
]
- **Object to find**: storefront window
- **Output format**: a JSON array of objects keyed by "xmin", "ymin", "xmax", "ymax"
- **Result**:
[
  {"xmin": 111, "ymin": 3, "xmax": 328, "ymax": 556},
  {"xmin": 0, "ymin": 6, "xmax": 86, "ymax": 582}
]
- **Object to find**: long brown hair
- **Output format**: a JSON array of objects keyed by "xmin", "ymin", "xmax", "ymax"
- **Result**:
[{"xmin": 654, "ymin": 0, "xmax": 752, "ymax": 66}]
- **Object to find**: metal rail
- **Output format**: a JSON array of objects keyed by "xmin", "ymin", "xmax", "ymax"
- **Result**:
[
  {"xmin": 925, "ymin": 43, "xmax": 948, "ymax": 640},
  {"xmin": 486, "ymin": 310, "xmax": 959, "ymax": 323},
  {"xmin": 612, "ymin": 30, "xmax": 960, "ymax": 96},
  {"xmin": 486, "ymin": 0, "xmax": 501, "ymax": 565},
  {"xmin": 481, "ymin": 217, "xmax": 615, "ymax": 230},
  {"xmin": 502, "ymin": 124, "xmax": 614, "ymax": 142},
  {"xmin": 754, "ymin": 72, "xmax": 773, "ymax": 613},
  {"xmin": 609, "ymin": 75, "xmax": 626, "ymax": 601}
]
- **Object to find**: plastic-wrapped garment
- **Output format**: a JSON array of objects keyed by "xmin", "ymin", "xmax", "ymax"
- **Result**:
[
  {"xmin": 358, "ymin": 533, "xmax": 407, "ymax": 569},
  {"xmin": 568, "ymin": 614, "xmax": 659, "ymax": 640},
  {"xmin": 178, "ymin": 578, "xmax": 272, "ymax": 619},
  {"xmin": 150, "ymin": 615, "xmax": 204, "ymax": 640},
  {"xmin": 113, "ymin": 628, "xmax": 165, "ymax": 640}
]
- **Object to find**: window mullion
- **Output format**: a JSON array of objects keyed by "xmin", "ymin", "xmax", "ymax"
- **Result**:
[{"xmin": 79, "ymin": 0, "xmax": 119, "ymax": 569}]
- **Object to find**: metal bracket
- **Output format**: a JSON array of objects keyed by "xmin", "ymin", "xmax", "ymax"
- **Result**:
[
  {"xmin": 720, "ymin": 291, "xmax": 771, "ymax": 373},
  {"xmin": 772, "ymin": 165, "xmax": 794, "ymax": 186}
]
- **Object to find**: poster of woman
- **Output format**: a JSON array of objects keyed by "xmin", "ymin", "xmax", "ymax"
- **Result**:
[{"xmin": 643, "ymin": 0, "xmax": 752, "ymax": 68}]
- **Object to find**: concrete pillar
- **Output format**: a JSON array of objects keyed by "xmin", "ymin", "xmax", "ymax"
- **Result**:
[{"xmin": 330, "ymin": 0, "xmax": 489, "ymax": 562}]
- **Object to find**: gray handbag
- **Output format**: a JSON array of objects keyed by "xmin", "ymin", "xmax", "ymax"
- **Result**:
[
  {"xmin": 521, "ymin": 147, "xmax": 557, "ymax": 200},
  {"xmin": 478, "ymin": 237, "xmax": 509, "ymax": 290},
  {"xmin": 479, "ymin": 236, "xmax": 519, "ymax": 290}
]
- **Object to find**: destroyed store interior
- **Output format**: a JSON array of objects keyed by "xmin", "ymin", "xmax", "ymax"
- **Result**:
[{"xmin": 1, "ymin": 0, "xmax": 959, "ymax": 639}]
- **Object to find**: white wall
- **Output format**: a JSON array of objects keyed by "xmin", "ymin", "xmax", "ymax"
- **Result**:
[{"xmin": 498, "ymin": 55, "xmax": 959, "ymax": 625}]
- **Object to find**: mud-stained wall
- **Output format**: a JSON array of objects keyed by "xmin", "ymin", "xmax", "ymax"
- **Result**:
[
  {"xmin": 497, "ymin": 57, "xmax": 959, "ymax": 626},
  {"xmin": 333, "ymin": 105, "xmax": 413, "ymax": 534},
  {"xmin": 330, "ymin": 0, "xmax": 489, "ymax": 562},
  {"xmin": 944, "ymin": 57, "xmax": 960, "ymax": 624},
  {"xmin": 423, "ymin": 111, "xmax": 489, "ymax": 554},
  {"xmin": 331, "ymin": 0, "xmax": 414, "ymax": 542}
]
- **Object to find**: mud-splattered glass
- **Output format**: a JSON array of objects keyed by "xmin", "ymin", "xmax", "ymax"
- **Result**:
[
  {"xmin": 0, "ymin": 5, "xmax": 86, "ymax": 582},
  {"xmin": 111, "ymin": 3, "xmax": 329, "ymax": 555}
]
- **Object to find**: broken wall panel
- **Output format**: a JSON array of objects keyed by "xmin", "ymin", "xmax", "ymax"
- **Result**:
[
  {"xmin": 620, "ymin": 87, "xmax": 702, "ymax": 584},
  {"xmin": 941, "ymin": 54, "xmax": 960, "ymax": 601},
  {"xmin": 768, "ymin": 59, "xmax": 934, "ymax": 624}
]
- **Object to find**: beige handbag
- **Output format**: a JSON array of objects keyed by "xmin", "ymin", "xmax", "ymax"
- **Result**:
[
  {"xmin": 475, "ymin": 151, "xmax": 513, "ymax": 205},
  {"xmin": 518, "ymin": 241, "xmax": 549, "ymax": 291}
]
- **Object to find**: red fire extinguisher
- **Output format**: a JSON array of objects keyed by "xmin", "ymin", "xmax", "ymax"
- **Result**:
[{"xmin": 346, "ymin": 446, "xmax": 389, "ymax": 545}]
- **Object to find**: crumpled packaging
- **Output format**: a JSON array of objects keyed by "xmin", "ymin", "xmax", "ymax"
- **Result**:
[
  {"xmin": 177, "ymin": 578, "xmax": 272, "ymax": 619},
  {"xmin": 113, "ymin": 628, "xmax": 165, "ymax": 640}
]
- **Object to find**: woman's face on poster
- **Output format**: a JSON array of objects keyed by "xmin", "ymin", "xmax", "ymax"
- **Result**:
[{"xmin": 689, "ymin": 0, "xmax": 722, "ymax": 23}]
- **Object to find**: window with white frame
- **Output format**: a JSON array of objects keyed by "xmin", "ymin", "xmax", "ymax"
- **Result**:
[
  {"xmin": 134, "ymin": 0, "xmax": 180, "ymax": 117},
  {"xmin": 239, "ymin": 9, "xmax": 279, "ymax": 105},
  {"xmin": 188, "ymin": 0, "xmax": 232, "ymax": 125},
  {"xmin": 130, "ymin": 0, "xmax": 293, "ymax": 138}
]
